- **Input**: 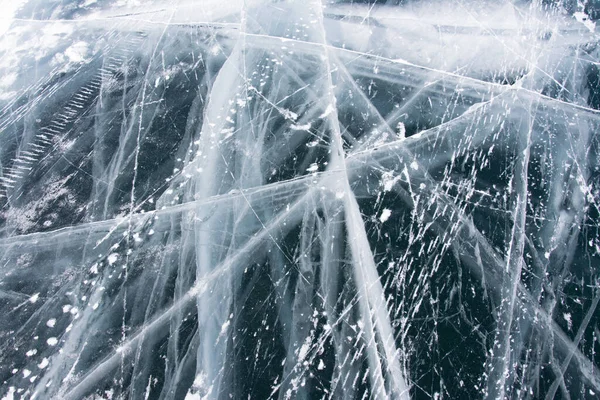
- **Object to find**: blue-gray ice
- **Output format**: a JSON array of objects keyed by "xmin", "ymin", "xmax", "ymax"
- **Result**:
[{"xmin": 0, "ymin": 0, "xmax": 600, "ymax": 399}]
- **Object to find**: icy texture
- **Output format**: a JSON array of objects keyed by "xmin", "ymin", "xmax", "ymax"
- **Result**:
[{"xmin": 0, "ymin": 0, "xmax": 600, "ymax": 399}]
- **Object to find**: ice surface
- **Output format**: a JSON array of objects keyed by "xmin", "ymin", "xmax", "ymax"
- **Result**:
[{"xmin": 0, "ymin": 0, "xmax": 600, "ymax": 399}]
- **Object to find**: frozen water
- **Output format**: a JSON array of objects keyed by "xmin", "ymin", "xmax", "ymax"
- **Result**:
[{"xmin": 0, "ymin": 0, "xmax": 600, "ymax": 399}]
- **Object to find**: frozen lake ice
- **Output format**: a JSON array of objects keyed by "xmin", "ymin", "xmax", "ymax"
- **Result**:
[{"xmin": 0, "ymin": 0, "xmax": 600, "ymax": 399}]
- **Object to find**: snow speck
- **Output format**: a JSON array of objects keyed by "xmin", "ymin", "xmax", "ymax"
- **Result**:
[
  {"xmin": 379, "ymin": 208, "xmax": 392, "ymax": 223},
  {"xmin": 306, "ymin": 163, "xmax": 319, "ymax": 173},
  {"xmin": 220, "ymin": 319, "xmax": 230, "ymax": 335},
  {"xmin": 396, "ymin": 122, "xmax": 406, "ymax": 139},
  {"xmin": 563, "ymin": 313, "xmax": 572, "ymax": 330},
  {"xmin": 291, "ymin": 122, "xmax": 311, "ymax": 131},
  {"xmin": 38, "ymin": 358, "xmax": 49, "ymax": 369},
  {"xmin": 298, "ymin": 340, "xmax": 311, "ymax": 361},
  {"xmin": 108, "ymin": 253, "xmax": 119, "ymax": 265}
]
